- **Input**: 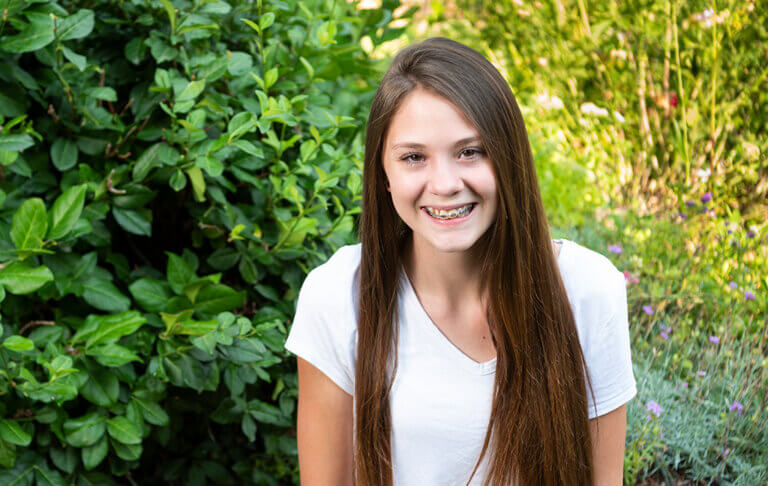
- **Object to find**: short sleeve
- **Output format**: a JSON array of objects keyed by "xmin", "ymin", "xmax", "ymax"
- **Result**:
[
  {"xmin": 584, "ymin": 271, "xmax": 638, "ymax": 419},
  {"xmin": 284, "ymin": 268, "xmax": 356, "ymax": 396}
]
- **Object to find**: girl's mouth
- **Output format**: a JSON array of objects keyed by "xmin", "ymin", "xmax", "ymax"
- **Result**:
[{"xmin": 421, "ymin": 203, "xmax": 476, "ymax": 225}]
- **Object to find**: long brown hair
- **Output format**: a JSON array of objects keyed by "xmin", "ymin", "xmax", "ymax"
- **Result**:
[{"xmin": 355, "ymin": 37, "xmax": 598, "ymax": 485}]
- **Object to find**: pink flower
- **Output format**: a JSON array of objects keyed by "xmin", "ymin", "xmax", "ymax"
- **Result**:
[
  {"xmin": 697, "ymin": 370, "xmax": 707, "ymax": 377},
  {"xmin": 660, "ymin": 331, "xmax": 669, "ymax": 339},
  {"xmin": 608, "ymin": 244, "xmax": 622, "ymax": 254},
  {"xmin": 709, "ymin": 335, "xmax": 720, "ymax": 344}
]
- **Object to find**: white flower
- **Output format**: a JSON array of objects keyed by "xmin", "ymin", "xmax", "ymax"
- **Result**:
[
  {"xmin": 355, "ymin": 0, "xmax": 380, "ymax": 9},
  {"xmin": 743, "ymin": 142, "xmax": 760, "ymax": 161},
  {"xmin": 696, "ymin": 167, "xmax": 711, "ymax": 182},
  {"xmin": 534, "ymin": 92, "xmax": 564, "ymax": 110},
  {"xmin": 580, "ymin": 102, "xmax": 609, "ymax": 117},
  {"xmin": 610, "ymin": 49, "xmax": 628, "ymax": 60},
  {"xmin": 537, "ymin": 57, "xmax": 548, "ymax": 67},
  {"xmin": 613, "ymin": 111, "xmax": 625, "ymax": 123}
]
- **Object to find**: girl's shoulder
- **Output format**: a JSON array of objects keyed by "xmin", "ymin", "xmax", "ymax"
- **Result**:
[
  {"xmin": 297, "ymin": 243, "xmax": 362, "ymax": 313},
  {"xmin": 557, "ymin": 238, "xmax": 626, "ymax": 324}
]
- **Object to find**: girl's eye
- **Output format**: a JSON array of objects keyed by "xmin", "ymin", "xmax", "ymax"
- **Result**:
[
  {"xmin": 401, "ymin": 153, "xmax": 424, "ymax": 164},
  {"xmin": 461, "ymin": 147, "xmax": 484, "ymax": 159}
]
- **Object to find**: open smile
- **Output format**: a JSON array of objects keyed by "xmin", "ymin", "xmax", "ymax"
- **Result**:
[{"xmin": 421, "ymin": 203, "xmax": 477, "ymax": 225}]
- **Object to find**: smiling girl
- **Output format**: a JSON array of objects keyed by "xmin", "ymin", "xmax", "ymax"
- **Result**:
[{"xmin": 284, "ymin": 37, "xmax": 637, "ymax": 485}]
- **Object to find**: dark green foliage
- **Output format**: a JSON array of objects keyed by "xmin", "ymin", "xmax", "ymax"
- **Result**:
[{"xmin": 0, "ymin": 0, "xmax": 410, "ymax": 482}]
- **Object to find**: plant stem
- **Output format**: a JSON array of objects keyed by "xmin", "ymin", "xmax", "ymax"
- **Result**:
[{"xmin": 671, "ymin": 0, "xmax": 690, "ymax": 185}]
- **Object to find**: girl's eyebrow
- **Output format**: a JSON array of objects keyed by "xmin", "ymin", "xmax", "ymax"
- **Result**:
[{"xmin": 390, "ymin": 136, "xmax": 481, "ymax": 151}]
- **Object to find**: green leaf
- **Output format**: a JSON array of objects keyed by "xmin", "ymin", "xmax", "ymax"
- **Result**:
[
  {"xmin": 195, "ymin": 155, "xmax": 223, "ymax": 177},
  {"xmin": 71, "ymin": 311, "xmax": 147, "ymax": 349},
  {"xmin": 63, "ymin": 412, "xmax": 106, "ymax": 448},
  {"xmin": 84, "ymin": 87, "xmax": 117, "ymax": 102},
  {"xmin": 2, "ymin": 335, "xmax": 34, "ymax": 352},
  {"xmin": 132, "ymin": 397, "xmax": 169, "ymax": 426},
  {"xmin": 61, "ymin": 46, "xmax": 86, "ymax": 71},
  {"xmin": 81, "ymin": 368, "xmax": 119, "ymax": 406},
  {"xmin": 129, "ymin": 278, "xmax": 172, "ymax": 312},
  {"xmin": 184, "ymin": 166, "xmax": 206, "ymax": 202},
  {"xmin": 111, "ymin": 439, "xmax": 142, "ymax": 461},
  {"xmin": 132, "ymin": 143, "xmax": 165, "ymax": 182},
  {"xmin": 10, "ymin": 197, "xmax": 48, "ymax": 250},
  {"xmin": 107, "ymin": 416, "xmax": 141, "ymax": 445},
  {"xmin": 83, "ymin": 277, "xmax": 131, "ymax": 312},
  {"xmin": 194, "ymin": 285, "xmax": 245, "ymax": 318},
  {"xmin": 166, "ymin": 252, "xmax": 196, "ymax": 294},
  {"xmin": 169, "ymin": 170, "xmax": 186, "ymax": 191},
  {"xmin": 299, "ymin": 56, "xmax": 314, "ymax": 79},
  {"xmin": 87, "ymin": 343, "xmax": 142, "ymax": 367},
  {"xmin": 241, "ymin": 413, "xmax": 257, "ymax": 441},
  {"xmin": 264, "ymin": 67, "xmax": 278, "ymax": 89},
  {"xmin": 0, "ymin": 262, "xmax": 54, "ymax": 294},
  {"xmin": 81, "ymin": 435, "xmax": 108, "ymax": 470},
  {"xmin": 159, "ymin": 0, "xmax": 177, "ymax": 32},
  {"xmin": 1, "ymin": 21, "xmax": 54, "ymax": 53},
  {"xmin": 227, "ymin": 112, "xmax": 256, "ymax": 142},
  {"xmin": 48, "ymin": 184, "xmax": 87, "ymax": 240},
  {"xmin": 177, "ymin": 80, "xmax": 205, "ymax": 101},
  {"xmin": 50, "ymin": 137, "xmax": 79, "ymax": 171},
  {"xmin": 0, "ymin": 134, "xmax": 34, "ymax": 152},
  {"xmin": 0, "ymin": 437, "xmax": 16, "ymax": 469},
  {"xmin": 112, "ymin": 207, "xmax": 152, "ymax": 236},
  {"xmin": 0, "ymin": 420, "xmax": 31, "ymax": 447},
  {"xmin": 34, "ymin": 465, "xmax": 66, "ymax": 486},
  {"xmin": 57, "ymin": 9, "xmax": 95, "ymax": 41},
  {"xmin": 260, "ymin": 12, "xmax": 275, "ymax": 31}
]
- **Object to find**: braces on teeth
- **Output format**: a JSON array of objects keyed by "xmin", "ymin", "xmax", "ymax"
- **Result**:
[{"xmin": 425, "ymin": 204, "xmax": 474, "ymax": 219}]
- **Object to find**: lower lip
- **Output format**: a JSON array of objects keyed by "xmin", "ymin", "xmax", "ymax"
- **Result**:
[{"xmin": 421, "ymin": 204, "xmax": 476, "ymax": 226}]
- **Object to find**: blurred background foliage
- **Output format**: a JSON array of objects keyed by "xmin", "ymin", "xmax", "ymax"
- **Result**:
[{"xmin": 0, "ymin": 0, "xmax": 765, "ymax": 484}]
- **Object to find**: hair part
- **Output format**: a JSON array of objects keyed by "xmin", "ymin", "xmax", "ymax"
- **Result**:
[{"xmin": 356, "ymin": 36, "xmax": 598, "ymax": 485}]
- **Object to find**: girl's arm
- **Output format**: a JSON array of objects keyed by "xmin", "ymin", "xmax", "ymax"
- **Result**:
[
  {"xmin": 296, "ymin": 357, "xmax": 355, "ymax": 485},
  {"xmin": 589, "ymin": 404, "xmax": 628, "ymax": 485}
]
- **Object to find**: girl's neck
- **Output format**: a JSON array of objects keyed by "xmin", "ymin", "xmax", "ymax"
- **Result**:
[{"xmin": 403, "ymin": 235, "xmax": 486, "ymax": 307}]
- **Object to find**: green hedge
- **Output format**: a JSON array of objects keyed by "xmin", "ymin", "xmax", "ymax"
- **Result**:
[{"xmin": 0, "ymin": 0, "xmax": 412, "ymax": 483}]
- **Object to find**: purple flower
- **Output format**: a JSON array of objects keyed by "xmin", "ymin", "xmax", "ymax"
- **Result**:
[
  {"xmin": 729, "ymin": 281, "xmax": 737, "ymax": 290},
  {"xmin": 709, "ymin": 335, "xmax": 720, "ymax": 344},
  {"xmin": 643, "ymin": 305, "xmax": 654, "ymax": 315},
  {"xmin": 729, "ymin": 401, "xmax": 744, "ymax": 415},
  {"xmin": 608, "ymin": 244, "xmax": 622, "ymax": 254},
  {"xmin": 747, "ymin": 230, "xmax": 755, "ymax": 238},
  {"xmin": 659, "ymin": 431, "xmax": 665, "ymax": 439},
  {"xmin": 646, "ymin": 400, "xmax": 663, "ymax": 418},
  {"xmin": 701, "ymin": 192, "xmax": 713, "ymax": 203},
  {"xmin": 727, "ymin": 229, "xmax": 733, "ymax": 234},
  {"xmin": 697, "ymin": 370, "xmax": 707, "ymax": 377},
  {"xmin": 685, "ymin": 200, "xmax": 695, "ymax": 207},
  {"xmin": 682, "ymin": 381, "xmax": 688, "ymax": 388},
  {"xmin": 678, "ymin": 212, "xmax": 687, "ymax": 219},
  {"xmin": 745, "ymin": 291, "xmax": 756, "ymax": 300},
  {"xmin": 660, "ymin": 331, "xmax": 669, "ymax": 340}
]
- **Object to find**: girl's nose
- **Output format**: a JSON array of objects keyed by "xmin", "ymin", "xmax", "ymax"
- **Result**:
[{"xmin": 427, "ymin": 158, "xmax": 463, "ymax": 196}]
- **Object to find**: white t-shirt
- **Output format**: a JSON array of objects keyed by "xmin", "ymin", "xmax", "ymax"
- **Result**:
[{"xmin": 284, "ymin": 238, "xmax": 637, "ymax": 485}]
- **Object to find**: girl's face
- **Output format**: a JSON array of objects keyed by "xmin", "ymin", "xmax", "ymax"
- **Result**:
[{"xmin": 381, "ymin": 87, "xmax": 498, "ymax": 255}]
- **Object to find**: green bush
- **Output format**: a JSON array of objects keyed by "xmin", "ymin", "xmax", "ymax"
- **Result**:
[{"xmin": 0, "ymin": 0, "xmax": 412, "ymax": 483}]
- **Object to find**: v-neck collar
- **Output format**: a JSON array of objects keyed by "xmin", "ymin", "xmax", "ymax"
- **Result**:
[{"xmin": 398, "ymin": 239, "xmax": 569, "ymax": 375}]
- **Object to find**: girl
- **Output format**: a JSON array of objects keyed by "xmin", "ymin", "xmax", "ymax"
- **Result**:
[{"xmin": 285, "ymin": 37, "xmax": 637, "ymax": 485}]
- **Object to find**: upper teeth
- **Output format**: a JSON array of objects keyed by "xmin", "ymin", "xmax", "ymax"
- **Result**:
[{"xmin": 425, "ymin": 204, "xmax": 474, "ymax": 219}]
